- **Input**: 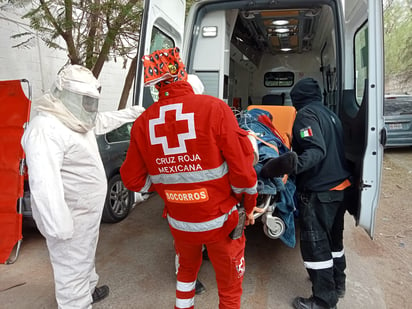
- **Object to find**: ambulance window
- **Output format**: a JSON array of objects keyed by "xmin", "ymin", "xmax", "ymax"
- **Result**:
[
  {"xmin": 150, "ymin": 27, "xmax": 174, "ymax": 52},
  {"xmin": 264, "ymin": 72, "xmax": 294, "ymax": 87},
  {"xmin": 144, "ymin": 27, "xmax": 175, "ymax": 106},
  {"xmin": 354, "ymin": 23, "xmax": 368, "ymax": 105}
]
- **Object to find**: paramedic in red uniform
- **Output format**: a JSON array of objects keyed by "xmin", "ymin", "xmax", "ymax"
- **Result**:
[
  {"xmin": 120, "ymin": 47, "xmax": 260, "ymax": 309},
  {"xmin": 288, "ymin": 78, "xmax": 351, "ymax": 309}
]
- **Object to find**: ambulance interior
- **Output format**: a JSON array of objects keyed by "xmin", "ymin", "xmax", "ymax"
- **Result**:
[
  {"xmin": 185, "ymin": 3, "xmax": 339, "ymax": 114},
  {"xmin": 182, "ymin": 1, "xmax": 371, "ymax": 237},
  {"xmin": 182, "ymin": 3, "xmax": 335, "ymax": 240}
]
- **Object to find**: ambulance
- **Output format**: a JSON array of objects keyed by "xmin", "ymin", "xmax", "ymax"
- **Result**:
[{"xmin": 133, "ymin": 0, "xmax": 385, "ymax": 238}]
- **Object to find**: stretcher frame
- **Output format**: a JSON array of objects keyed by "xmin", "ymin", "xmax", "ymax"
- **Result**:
[{"xmin": 0, "ymin": 79, "xmax": 31, "ymax": 264}]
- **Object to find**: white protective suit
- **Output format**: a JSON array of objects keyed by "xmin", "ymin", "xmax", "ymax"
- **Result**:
[{"xmin": 21, "ymin": 65, "xmax": 144, "ymax": 309}]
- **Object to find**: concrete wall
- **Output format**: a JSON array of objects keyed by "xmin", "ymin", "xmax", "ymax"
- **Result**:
[{"xmin": 0, "ymin": 9, "xmax": 134, "ymax": 112}]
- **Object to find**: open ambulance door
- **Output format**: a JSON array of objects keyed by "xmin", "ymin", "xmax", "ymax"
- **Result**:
[
  {"xmin": 340, "ymin": 0, "xmax": 385, "ymax": 238},
  {"xmin": 133, "ymin": 0, "xmax": 186, "ymax": 109}
]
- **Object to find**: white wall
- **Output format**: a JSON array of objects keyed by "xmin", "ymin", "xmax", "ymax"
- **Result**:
[
  {"xmin": 0, "ymin": 9, "xmax": 134, "ymax": 112},
  {"xmin": 232, "ymin": 62, "xmax": 251, "ymax": 110},
  {"xmin": 250, "ymin": 51, "xmax": 323, "ymax": 105}
]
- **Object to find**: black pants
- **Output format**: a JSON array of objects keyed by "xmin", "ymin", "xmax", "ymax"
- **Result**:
[{"xmin": 298, "ymin": 190, "xmax": 347, "ymax": 308}]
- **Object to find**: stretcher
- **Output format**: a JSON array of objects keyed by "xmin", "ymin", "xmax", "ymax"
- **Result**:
[
  {"xmin": 238, "ymin": 105, "xmax": 297, "ymax": 247},
  {"xmin": 0, "ymin": 79, "xmax": 31, "ymax": 264}
]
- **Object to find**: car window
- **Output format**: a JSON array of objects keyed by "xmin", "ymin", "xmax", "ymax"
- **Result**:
[
  {"xmin": 106, "ymin": 122, "xmax": 133, "ymax": 143},
  {"xmin": 384, "ymin": 96, "xmax": 412, "ymax": 116}
]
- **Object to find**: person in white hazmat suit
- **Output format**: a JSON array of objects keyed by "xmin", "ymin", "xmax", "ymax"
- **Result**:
[{"xmin": 21, "ymin": 64, "xmax": 144, "ymax": 308}]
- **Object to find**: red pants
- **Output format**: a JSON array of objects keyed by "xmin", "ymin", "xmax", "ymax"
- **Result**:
[{"xmin": 174, "ymin": 234, "xmax": 246, "ymax": 309}]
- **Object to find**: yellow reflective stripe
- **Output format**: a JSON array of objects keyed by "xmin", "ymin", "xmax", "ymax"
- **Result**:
[{"xmin": 167, "ymin": 205, "xmax": 237, "ymax": 232}]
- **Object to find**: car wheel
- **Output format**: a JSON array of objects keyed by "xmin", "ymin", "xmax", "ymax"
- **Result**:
[{"xmin": 102, "ymin": 174, "xmax": 134, "ymax": 223}]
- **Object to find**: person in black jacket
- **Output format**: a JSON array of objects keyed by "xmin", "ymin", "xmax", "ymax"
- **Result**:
[
  {"xmin": 262, "ymin": 77, "xmax": 351, "ymax": 309},
  {"xmin": 291, "ymin": 77, "xmax": 351, "ymax": 309}
]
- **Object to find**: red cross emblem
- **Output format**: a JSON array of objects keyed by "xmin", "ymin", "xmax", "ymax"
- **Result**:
[{"xmin": 149, "ymin": 103, "xmax": 196, "ymax": 155}]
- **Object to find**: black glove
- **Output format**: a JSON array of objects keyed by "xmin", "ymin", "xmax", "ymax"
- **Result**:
[{"xmin": 260, "ymin": 152, "xmax": 298, "ymax": 178}]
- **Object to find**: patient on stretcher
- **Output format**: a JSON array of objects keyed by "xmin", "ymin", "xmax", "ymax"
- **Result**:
[
  {"xmin": 237, "ymin": 107, "xmax": 298, "ymax": 247},
  {"xmin": 238, "ymin": 108, "xmax": 297, "ymax": 188}
]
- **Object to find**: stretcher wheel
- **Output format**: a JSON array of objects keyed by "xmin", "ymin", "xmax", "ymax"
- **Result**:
[{"xmin": 263, "ymin": 215, "xmax": 285, "ymax": 239}]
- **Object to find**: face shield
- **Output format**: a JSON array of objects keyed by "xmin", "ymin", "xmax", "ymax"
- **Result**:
[
  {"xmin": 51, "ymin": 86, "xmax": 99, "ymax": 127},
  {"xmin": 52, "ymin": 65, "xmax": 101, "ymax": 128}
]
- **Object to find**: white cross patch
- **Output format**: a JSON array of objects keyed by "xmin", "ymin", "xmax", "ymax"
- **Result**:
[{"xmin": 149, "ymin": 103, "xmax": 196, "ymax": 155}]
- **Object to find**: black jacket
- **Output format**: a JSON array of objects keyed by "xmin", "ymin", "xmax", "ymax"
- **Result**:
[{"xmin": 291, "ymin": 78, "xmax": 350, "ymax": 192}]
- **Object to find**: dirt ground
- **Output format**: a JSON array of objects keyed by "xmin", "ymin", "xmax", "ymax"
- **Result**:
[
  {"xmin": 369, "ymin": 147, "xmax": 412, "ymax": 308},
  {"xmin": 1, "ymin": 148, "xmax": 412, "ymax": 309}
]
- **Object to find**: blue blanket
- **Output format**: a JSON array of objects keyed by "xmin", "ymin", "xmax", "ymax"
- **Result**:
[{"xmin": 238, "ymin": 108, "xmax": 296, "ymax": 248}]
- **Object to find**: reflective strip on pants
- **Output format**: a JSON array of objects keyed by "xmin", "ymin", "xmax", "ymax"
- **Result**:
[
  {"xmin": 304, "ymin": 259, "xmax": 334, "ymax": 270},
  {"xmin": 176, "ymin": 297, "xmax": 195, "ymax": 309},
  {"xmin": 167, "ymin": 205, "xmax": 237, "ymax": 232},
  {"xmin": 177, "ymin": 280, "xmax": 196, "ymax": 292},
  {"xmin": 332, "ymin": 249, "xmax": 344, "ymax": 258}
]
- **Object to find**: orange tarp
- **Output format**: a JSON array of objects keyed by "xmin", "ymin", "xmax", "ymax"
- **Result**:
[{"xmin": 0, "ymin": 80, "xmax": 31, "ymax": 263}]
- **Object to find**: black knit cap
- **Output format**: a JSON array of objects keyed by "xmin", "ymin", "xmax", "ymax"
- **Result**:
[{"xmin": 290, "ymin": 77, "xmax": 322, "ymax": 110}]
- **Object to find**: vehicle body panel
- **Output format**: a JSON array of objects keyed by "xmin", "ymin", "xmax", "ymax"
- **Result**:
[
  {"xmin": 384, "ymin": 95, "xmax": 412, "ymax": 148},
  {"xmin": 133, "ymin": 0, "xmax": 186, "ymax": 109},
  {"xmin": 341, "ymin": 0, "xmax": 384, "ymax": 237}
]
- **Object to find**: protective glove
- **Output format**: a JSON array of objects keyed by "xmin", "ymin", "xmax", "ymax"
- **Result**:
[
  {"xmin": 130, "ymin": 105, "xmax": 146, "ymax": 117},
  {"xmin": 260, "ymin": 151, "xmax": 298, "ymax": 178}
]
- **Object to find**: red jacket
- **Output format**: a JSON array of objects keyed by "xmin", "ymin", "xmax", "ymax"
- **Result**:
[{"xmin": 120, "ymin": 81, "xmax": 257, "ymax": 243}]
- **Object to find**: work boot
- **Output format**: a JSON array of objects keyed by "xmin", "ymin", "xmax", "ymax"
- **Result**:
[
  {"xmin": 195, "ymin": 279, "xmax": 206, "ymax": 295},
  {"xmin": 92, "ymin": 285, "xmax": 110, "ymax": 304},
  {"xmin": 292, "ymin": 296, "xmax": 336, "ymax": 309}
]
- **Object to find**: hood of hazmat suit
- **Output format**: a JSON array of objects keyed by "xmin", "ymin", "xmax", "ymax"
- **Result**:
[{"xmin": 33, "ymin": 65, "xmax": 101, "ymax": 133}]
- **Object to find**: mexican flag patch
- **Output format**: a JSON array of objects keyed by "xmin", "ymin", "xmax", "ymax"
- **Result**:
[{"xmin": 300, "ymin": 127, "xmax": 313, "ymax": 138}]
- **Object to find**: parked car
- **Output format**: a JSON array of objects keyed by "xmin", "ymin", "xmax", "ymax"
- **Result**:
[
  {"xmin": 384, "ymin": 94, "xmax": 412, "ymax": 148},
  {"xmin": 22, "ymin": 122, "xmax": 135, "ymax": 223}
]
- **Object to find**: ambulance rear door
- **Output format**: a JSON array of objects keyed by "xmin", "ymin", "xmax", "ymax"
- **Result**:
[
  {"xmin": 133, "ymin": 0, "xmax": 186, "ymax": 108},
  {"xmin": 340, "ymin": 0, "xmax": 385, "ymax": 238}
]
